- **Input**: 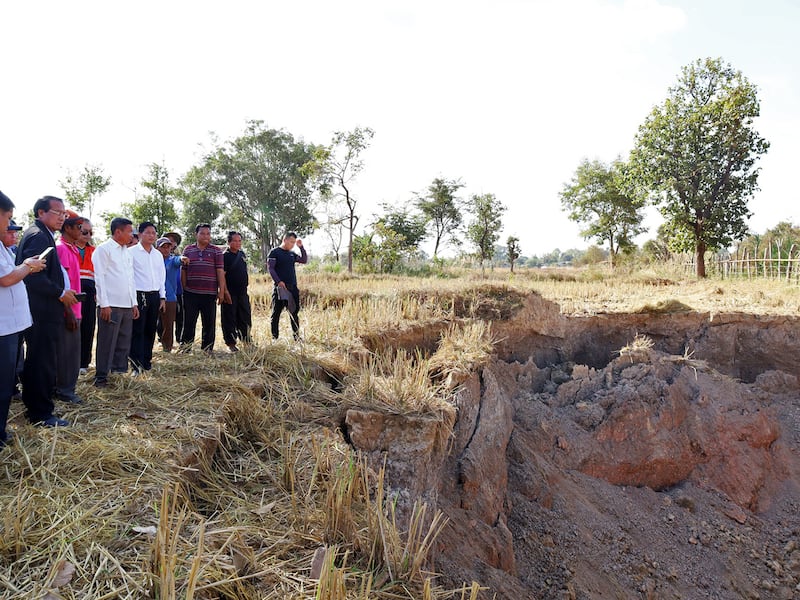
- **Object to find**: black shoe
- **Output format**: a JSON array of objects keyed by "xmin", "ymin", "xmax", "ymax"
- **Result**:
[
  {"xmin": 36, "ymin": 416, "xmax": 69, "ymax": 428},
  {"xmin": 0, "ymin": 431, "xmax": 15, "ymax": 447},
  {"xmin": 56, "ymin": 393, "xmax": 83, "ymax": 404},
  {"xmin": 227, "ymin": 344, "xmax": 239, "ymax": 353},
  {"xmin": 94, "ymin": 379, "xmax": 109, "ymax": 388}
]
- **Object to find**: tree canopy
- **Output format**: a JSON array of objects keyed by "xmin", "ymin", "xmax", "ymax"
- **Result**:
[
  {"xmin": 466, "ymin": 193, "xmax": 505, "ymax": 273},
  {"xmin": 59, "ymin": 164, "xmax": 111, "ymax": 220},
  {"xmin": 628, "ymin": 57, "xmax": 769, "ymax": 277},
  {"xmin": 415, "ymin": 177, "xmax": 464, "ymax": 258},
  {"xmin": 560, "ymin": 158, "xmax": 645, "ymax": 267},
  {"xmin": 193, "ymin": 121, "xmax": 322, "ymax": 268}
]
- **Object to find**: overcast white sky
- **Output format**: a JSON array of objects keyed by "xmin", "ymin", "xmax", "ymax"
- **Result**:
[{"xmin": 2, "ymin": 0, "xmax": 798, "ymax": 257}]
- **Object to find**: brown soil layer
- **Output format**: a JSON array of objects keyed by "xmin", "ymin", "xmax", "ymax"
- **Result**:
[{"xmin": 348, "ymin": 292, "xmax": 800, "ymax": 599}]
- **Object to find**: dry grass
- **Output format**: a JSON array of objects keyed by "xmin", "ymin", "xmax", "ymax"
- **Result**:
[{"xmin": 3, "ymin": 268, "xmax": 798, "ymax": 598}]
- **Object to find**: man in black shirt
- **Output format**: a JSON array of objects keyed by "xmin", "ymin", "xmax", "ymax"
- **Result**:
[
  {"xmin": 221, "ymin": 231, "xmax": 251, "ymax": 352},
  {"xmin": 267, "ymin": 231, "xmax": 307, "ymax": 340}
]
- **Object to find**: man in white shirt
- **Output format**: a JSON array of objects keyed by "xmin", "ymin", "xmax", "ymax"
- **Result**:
[
  {"xmin": 92, "ymin": 217, "xmax": 139, "ymax": 388},
  {"xmin": 129, "ymin": 222, "xmax": 166, "ymax": 374}
]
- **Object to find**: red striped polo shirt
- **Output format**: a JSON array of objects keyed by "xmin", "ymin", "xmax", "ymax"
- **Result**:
[{"xmin": 181, "ymin": 243, "xmax": 223, "ymax": 294}]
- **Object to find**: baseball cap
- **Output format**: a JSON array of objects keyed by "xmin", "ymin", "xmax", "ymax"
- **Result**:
[
  {"xmin": 156, "ymin": 237, "xmax": 173, "ymax": 248},
  {"xmin": 8, "ymin": 219, "xmax": 22, "ymax": 231}
]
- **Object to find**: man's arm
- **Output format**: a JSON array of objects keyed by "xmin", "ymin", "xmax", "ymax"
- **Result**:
[
  {"xmin": 17, "ymin": 230, "xmax": 65, "ymax": 299},
  {"xmin": 296, "ymin": 243, "xmax": 308, "ymax": 264},
  {"xmin": 216, "ymin": 268, "xmax": 227, "ymax": 303},
  {"xmin": 92, "ymin": 246, "xmax": 113, "ymax": 321}
]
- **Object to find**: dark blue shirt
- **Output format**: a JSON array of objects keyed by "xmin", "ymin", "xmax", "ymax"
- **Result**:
[{"xmin": 267, "ymin": 246, "xmax": 307, "ymax": 287}]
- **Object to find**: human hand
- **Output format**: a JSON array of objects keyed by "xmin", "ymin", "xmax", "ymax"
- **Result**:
[
  {"xmin": 132, "ymin": 306, "xmax": 140, "ymax": 320},
  {"xmin": 65, "ymin": 312, "xmax": 79, "ymax": 331},
  {"xmin": 223, "ymin": 291, "xmax": 232, "ymax": 304},
  {"xmin": 23, "ymin": 257, "xmax": 46, "ymax": 273},
  {"xmin": 159, "ymin": 299, "xmax": 166, "ymax": 313},
  {"xmin": 295, "ymin": 239, "xmax": 303, "ymax": 248},
  {"xmin": 277, "ymin": 281, "xmax": 287, "ymax": 290},
  {"xmin": 180, "ymin": 256, "xmax": 190, "ymax": 265},
  {"xmin": 61, "ymin": 289, "xmax": 79, "ymax": 307},
  {"xmin": 100, "ymin": 306, "xmax": 112, "ymax": 322}
]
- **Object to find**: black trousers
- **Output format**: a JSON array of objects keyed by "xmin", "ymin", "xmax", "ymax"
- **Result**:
[
  {"xmin": 271, "ymin": 285, "xmax": 300, "ymax": 339},
  {"xmin": 79, "ymin": 278, "xmax": 97, "ymax": 369},
  {"xmin": 130, "ymin": 290, "xmax": 160, "ymax": 371},
  {"xmin": 22, "ymin": 318, "xmax": 62, "ymax": 423},
  {"xmin": 174, "ymin": 293, "xmax": 184, "ymax": 344},
  {"xmin": 182, "ymin": 291, "xmax": 217, "ymax": 351},
  {"xmin": 221, "ymin": 293, "xmax": 252, "ymax": 346}
]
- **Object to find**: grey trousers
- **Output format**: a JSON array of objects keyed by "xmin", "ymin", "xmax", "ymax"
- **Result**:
[
  {"xmin": 56, "ymin": 319, "xmax": 81, "ymax": 397},
  {"xmin": 95, "ymin": 307, "xmax": 134, "ymax": 381}
]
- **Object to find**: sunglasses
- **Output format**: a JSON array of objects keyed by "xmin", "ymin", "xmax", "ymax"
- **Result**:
[{"xmin": 81, "ymin": 230, "xmax": 92, "ymax": 235}]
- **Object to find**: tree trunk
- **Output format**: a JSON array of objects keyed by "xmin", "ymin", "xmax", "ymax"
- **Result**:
[
  {"xmin": 695, "ymin": 241, "xmax": 707, "ymax": 278},
  {"xmin": 510, "ymin": 259, "xmax": 515, "ymax": 273},
  {"xmin": 347, "ymin": 211, "xmax": 354, "ymax": 273}
]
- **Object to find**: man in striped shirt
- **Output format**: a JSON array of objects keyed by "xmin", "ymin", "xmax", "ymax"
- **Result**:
[{"xmin": 180, "ymin": 224, "xmax": 226, "ymax": 353}]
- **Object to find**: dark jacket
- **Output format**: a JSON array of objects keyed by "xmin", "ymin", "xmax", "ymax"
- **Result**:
[{"xmin": 16, "ymin": 220, "xmax": 66, "ymax": 323}]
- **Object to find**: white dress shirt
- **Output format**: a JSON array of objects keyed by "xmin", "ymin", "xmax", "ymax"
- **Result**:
[
  {"xmin": 131, "ymin": 243, "xmax": 166, "ymax": 298},
  {"xmin": 0, "ymin": 246, "xmax": 32, "ymax": 335},
  {"xmin": 93, "ymin": 238, "xmax": 137, "ymax": 308}
]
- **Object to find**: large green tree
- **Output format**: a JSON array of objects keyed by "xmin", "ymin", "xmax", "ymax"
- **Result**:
[
  {"xmin": 195, "ymin": 121, "xmax": 321, "ymax": 268},
  {"xmin": 560, "ymin": 158, "xmax": 646, "ymax": 267},
  {"xmin": 415, "ymin": 177, "xmax": 464, "ymax": 257},
  {"xmin": 59, "ymin": 164, "xmax": 111, "ymax": 219},
  {"xmin": 123, "ymin": 162, "xmax": 179, "ymax": 234},
  {"xmin": 628, "ymin": 57, "xmax": 769, "ymax": 277},
  {"xmin": 466, "ymin": 193, "xmax": 506, "ymax": 273},
  {"xmin": 319, "ymin": 127, "xmax": 375, "ymax": 273}
]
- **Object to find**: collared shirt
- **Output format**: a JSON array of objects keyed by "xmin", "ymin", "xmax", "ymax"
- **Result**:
[
  {"xmin": 164, "ymin": 255, "xmax": 182, "ymax": 302},
  {"xmin": 131, "ymin": 243, "xmax": 166, "ymax": 298},
  {"xmin": 0, "ymin": 247, "xmax": 33, "ymax": 336},
  {"xmin": 181, "ymin": 243, "xmax": 223, "ymax": 295},
  {"xmin": 93, "ymin": 238, "xmax": 137, "ymax": 308},
  {"xmin": 56, "ymin": 239, "xmax": 82, "ymax": 319}
]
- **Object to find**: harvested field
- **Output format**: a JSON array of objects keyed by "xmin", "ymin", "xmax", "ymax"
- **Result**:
[{"xmin": 3, "ymin": 271, "xmax": 800, "ymax": 599}]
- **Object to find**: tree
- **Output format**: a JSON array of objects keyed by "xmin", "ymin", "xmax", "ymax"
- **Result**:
[
  {"xmin": 123, "ymin": 162, "xmax": 179, "ymax": 234},
  {"xmin": 177, "ymin": 164, "xmax": 223, "ymax": 237},
  {"xmin": 415, "ymin": 177, "xmax": 464, "ymax": 257},
  {"xmin": 506, "ymin": 236, "xmax": 521, "ymax": 272},
  {"xmin": 59, "ymin": 164, "xmax": 111, "ymax": 219},
  {"xmin": 376, "ymin": 203, "xmax": 427, "ymax": 254},
  {"xmin": 466, "ymin": 193, "xmax": 506, "ymax": 274},
  {"xmin": 320, "ymin": 127, "xmax": 375, "ymax": 273},
  {"xmin": 560, "ymin": 158, "xmax": 646, "ymax": 267},
  {"xmin": 193, "ymin": 121, "xmax": 321, "ymax": 269},
  {"xmin": 628, "ymin": 57, "xmax": 769, "ymax": 277}
]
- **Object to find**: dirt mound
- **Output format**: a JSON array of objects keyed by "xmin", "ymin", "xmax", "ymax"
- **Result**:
[{"xmin": 345, "ymin": 291, "xmax": 800, "ymax": 598}]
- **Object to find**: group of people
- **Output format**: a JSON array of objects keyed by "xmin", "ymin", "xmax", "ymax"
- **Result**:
[{"xmin": 1, "ymin": 191, "xmax": 308, "ymax": 446}]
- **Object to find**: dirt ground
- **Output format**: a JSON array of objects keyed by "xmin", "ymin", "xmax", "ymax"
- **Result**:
[{"xmin": 354, "ymin": 290, "xmax": 800, "ymax": 599}]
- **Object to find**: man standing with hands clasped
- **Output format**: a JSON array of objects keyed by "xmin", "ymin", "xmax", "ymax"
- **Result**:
[
  {"xmin": 92, "ymin": 218, "xmax": 139, "ymax": 388},
  {"xmin": 129, "ymin": 222, "xmax": 166, "ymax": 374},
  {"xmin": 180, "ymin": 224, "xmax": 226, "ymax": 354},
  {"xmin": 267, "ymin": 232, "xmax": 307, "ymax": 341}
]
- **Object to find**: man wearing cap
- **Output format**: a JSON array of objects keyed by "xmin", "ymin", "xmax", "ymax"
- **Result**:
[
  {"xmin": 3, "ymin": 219, "xmax": 22, "ymax": 257},
  {"xmin": 129, "ymin": 222, "xmax": 166, "ymax": 373},
  {"xmin": 161, "ymin": 231, "xmax": 184, "ymax": 346},
  {"xmin": 54, "ymin": 211, "xmax": 84, "ymax": 404},
  {"xmin": 156, "ymin": 236, "xmax": 182, "ymax": 352},
  {"xmin": 75, "ymin": 219, "xmax": 96, "ymax": 374},
  {"xmin": 15, "ymin": 196, "xmax": 78, "ymax": 427}
]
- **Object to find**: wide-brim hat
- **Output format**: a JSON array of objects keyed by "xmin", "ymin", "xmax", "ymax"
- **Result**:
[{"xmin": 164, "ymin": 231, "xmax": 182, "ymax": 246}]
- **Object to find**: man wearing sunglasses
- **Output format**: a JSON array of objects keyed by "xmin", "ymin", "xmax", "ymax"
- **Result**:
[{"xmin": 75, "ymin": 220, "xmax": 96, "ymax": 374}]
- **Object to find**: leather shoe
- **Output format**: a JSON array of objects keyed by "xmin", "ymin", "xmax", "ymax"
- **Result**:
[
  {"xmin": 56, "ymin": 393, "xmax": 83, "ymax": 404},
  {"xmin": 36, "ymin": 416, "xmax": 69, "ymax": 428},
  {"xmin": 94, "ymin": 379, "xmax": 108, "ymax": 388}
]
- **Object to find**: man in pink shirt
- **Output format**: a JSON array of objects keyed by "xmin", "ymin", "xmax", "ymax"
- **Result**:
[{"xmin": 55, "ymin": 211, "xmax": 84, "ymax": 404}]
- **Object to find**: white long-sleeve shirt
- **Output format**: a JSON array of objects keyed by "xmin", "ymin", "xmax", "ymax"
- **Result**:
[
  {"xmin": 131, "ymin": 243, "xmax": 166, "ymax": 298},
  {"xmin": 93, "ymin": 238, "xmax": 137, "ymax": 308}
]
